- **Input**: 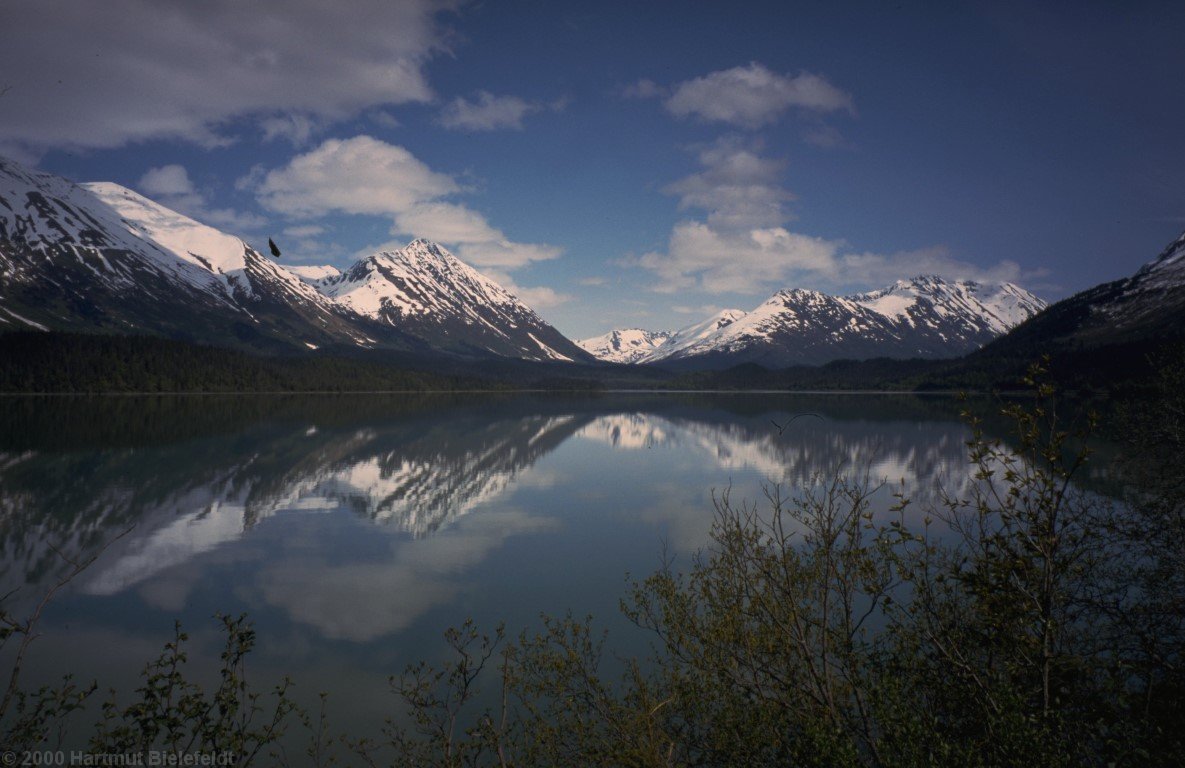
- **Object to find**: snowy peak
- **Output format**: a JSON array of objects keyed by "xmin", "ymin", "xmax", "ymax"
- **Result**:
[
  {"xmin": 661, "ymin": 308, "xmax": 748, "ymax": 353},
  {"xmin": 577, "ymin": 328, "xmax": 675, "ymax": 364},
  {"xmin": 848, "ymin": 276, "xmax": 1045, "ymax": 335},
  {"xmin": 319, "ymin": 239, "xmax": 589, "ymax": 362},
  {"xmin": 323, "ymin": 239, "xmax": 521, "ymax": 318},
  {"xmin": 577, "ymin": 309, "xmax": 749, "ymax": 364},
  {"xmin": 582, "ymin": 275, "xmax": 1047, "ymax": 369}
]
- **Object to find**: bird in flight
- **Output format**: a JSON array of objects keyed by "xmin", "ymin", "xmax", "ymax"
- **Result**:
[
  {"xmin": 268, "ymin": 238, "xmax": 282, "ymax": 259},
  {"xmin": 770, "ymin": 413, "xmax": 824, "ymax": 435}
]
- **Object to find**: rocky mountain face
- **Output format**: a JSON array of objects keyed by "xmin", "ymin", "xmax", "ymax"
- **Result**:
[
  {"xmin": 580, "ymin": 277, "xmax": 1046, "ymax": 369},
  {"xmin": 0, "ymin": 157, "xmax": 589, "ymax": 362}
]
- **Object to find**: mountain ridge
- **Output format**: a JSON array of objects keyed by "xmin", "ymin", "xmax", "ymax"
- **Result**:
[
  {"xmin": 579, "ymin": 277, "xmax": 1046, "ymax": 369},
  {"xmin": 0, "ymin": 156, "xmax": 589, "ymax": 362}
]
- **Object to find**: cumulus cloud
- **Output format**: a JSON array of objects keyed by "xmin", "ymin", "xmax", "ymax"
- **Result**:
[
  {"xmin": 663, "ymin": 63, "xmax": 854, "ymax": 129},
  {"xmin": 255, "ymin": 136, "xmax": 458, "ymax": 217},
  {"xmin": 484, "ymin": 270, "xmax": 573, "ymax": 309},
  {"xmin": 638, "ymin": 221, "xmax": 840, "ymax": 294},
  {"xmin": 0, "ymin": 0, "xmax": 456, "ymax": 152},
  {"xmin": 137, "ymin": 164, "xmax": 267, "ymax": 234},
  {"xmin": 139, "ymin": 164, "xmax": 195, "ymax": 197},
  {"xmin": 438, "ymin": 91, "xmax": 564, "ymax": 132},
  {"xmin": 636, "ymin": 140, "xmax": 1028, "ymax": 295},
  {"xmin": 664, "ymin": 138, "xmax": 794, "ymax": 230},
  {"xmin": 253, "ymin": 135, "xmax": 561, "ymax": 271}
]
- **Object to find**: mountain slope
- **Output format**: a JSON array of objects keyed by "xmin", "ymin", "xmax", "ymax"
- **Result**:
[
  {"xmin": 576, "ymin": 329, "xmax": 675, "ymax": 364},
  {"xmin": 975, "ymin": 231, "xmax": 1185, "ymax": 361},
  {"xmin": 0, "ymin": 157, "xmax": 400, "ymax": 350},
  {"xmin": 0, "ymin": 156, "xmax": 588, "ymax": 362}
]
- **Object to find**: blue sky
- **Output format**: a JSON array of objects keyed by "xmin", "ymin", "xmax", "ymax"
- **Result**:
[{"xmin": 2, "ymin": 0, "xmax": 1183, "ymax": 338}]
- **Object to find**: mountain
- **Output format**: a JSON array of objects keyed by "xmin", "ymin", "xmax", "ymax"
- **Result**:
[
  {"xmin": 576, "ymin": 328, "xmax": 675, "ymax": 364},
  {"xmin": 974, "ymin": 230, "xmax": 1185, "ymax": 363},
  {"xmin": 307, "ymin": 239, "xmax": 587, "ymax": 361},
  {"xmin": 0, "ymin": 156, "xmax": 588, "ymax": 362},
  {"xmin": 655, "ymin": 308, "xmax": 749, "ymax": 360},
  {"xmin": 576, "ymin": 309, "xmax": 749, "ymax": 364},
  {"xmin": 580, "ymin": 278, "xmax": 1045, "ymax": 370}
]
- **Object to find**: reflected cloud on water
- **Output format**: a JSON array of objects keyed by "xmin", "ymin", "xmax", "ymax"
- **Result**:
[{"xmin": 0, "ymin": 394, "xmax": 992, "ymax": 641}]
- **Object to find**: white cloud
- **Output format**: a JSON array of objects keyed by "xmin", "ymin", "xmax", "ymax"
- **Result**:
[
  {"xmin": 452, "ymin": 240, "xmax": 561, "ymax": 270},
  {"xmin": 260, "ymin": 113, "xmax": 325, "ymax": 146},
  {"xmin": 636, "ymin": 141, "xmax": 1029, "ymax": 295},
  {"xmin": 484, "ymin": 270, "xmax": 573, "ymax": 309},
  {"xmin": 367, "ymin": 110, "xmax": 402, "ymax": 129},
  {"xmin": 664, "ymin": 138, "xmax": 794, "ymax": 230},
  {"xmin": 393, "ymin": 201, "xmax": 502, "ymax": 244},
  {"xmin": 839, "ymin": 246, "xmax": 1029, "ymax": 287},
  {"xmin": 201, "ymin": 207, "xmax": 270, "ymax": 233},
  {"xmin": 664, "ymin": 62, "xmax": 854, "ymax": 129},
  {"xmin": 282, "ymin": 225, "xmax": 325, "ymax": 238},
  {"xmin": 0, "ymin": 0, "xmax": 456, "ymax": 152},
  {"xmin": 255, "ymin": 136, "xmax": 458, "ymax": 217},
  {"xmin": 137, "ymin": 164, "xmax": 267, "ymax": 234},
  {"xmin": 255, "ymin": 136, "xmax": 561, "ymax": 270},
  {"xmin": 138, "ymin": 164, "xmax": 195, "ymax": 196},
  {"xmin": 638, "ymin": 221, "xmax": 841, "ymax": 294},
  {"xmin": 672, "ymin": 304, "xmax": 727, "ymax": 315},
  {"xmin": 437, "ymin": 91, "xmax": 566, "ymax": 132}
]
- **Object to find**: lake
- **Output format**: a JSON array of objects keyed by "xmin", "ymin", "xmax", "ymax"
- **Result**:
[{"xmin": 0, "ymin": 391, "xmax": 1042, "ymax": 750}]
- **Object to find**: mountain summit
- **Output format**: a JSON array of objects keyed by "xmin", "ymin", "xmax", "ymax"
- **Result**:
[{"xmin": 309, "ymin": 239, "xmax": 585, "ymax": 360}]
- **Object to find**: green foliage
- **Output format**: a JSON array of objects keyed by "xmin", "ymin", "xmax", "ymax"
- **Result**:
[{"xmin": 91, "ymin": 615, "xmax": 295, "ymax": 766}]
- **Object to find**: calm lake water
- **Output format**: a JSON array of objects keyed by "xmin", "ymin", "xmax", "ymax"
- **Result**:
[{"xmin": 0, "ymin": 391, "xmax": 1092, "ymax": 748}]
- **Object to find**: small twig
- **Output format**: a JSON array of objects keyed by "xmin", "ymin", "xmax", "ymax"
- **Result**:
[{"xmin": 0, "ymin": 525, "xmax": 135, "ymax": 721}]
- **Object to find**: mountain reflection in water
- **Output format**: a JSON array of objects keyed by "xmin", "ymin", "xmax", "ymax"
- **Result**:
[{"xmin": 1, "ymin": 393, "xmax": 995, "ymax": 647}]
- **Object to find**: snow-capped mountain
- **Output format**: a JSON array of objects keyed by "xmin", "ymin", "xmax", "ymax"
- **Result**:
[
  {"xmin": 0, "ymin": 156, "xmax": 588, "ymax": 362},
  {"xmin": 979, "ymin": 230, "xmax": 1185, "ymax": 358},
  {"xmin": 576, "ymin": 309, "xmax": 748, "ymax": 364},
  {"xmin": 0, "ymin": 156, "xmax": 407, "ymax": 349},
  {"xmin": 576, "ymin": 328, "xmax": 675, "ymax": 364},
  {"xmin": 308, "ymin": 239, "xmax": 587, "ymax": 360},
  {"xmin": 580, "ymin": 278, "xmax": 1045, "ymax": 369},
  {"xmin": 655, "ymin": 308, "xmax": 749, "ymax": 359}
]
